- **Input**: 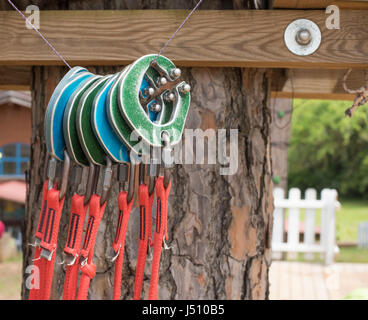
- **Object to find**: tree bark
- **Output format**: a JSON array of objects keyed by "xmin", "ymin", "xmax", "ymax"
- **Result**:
[{"xmin": 21, "ymin": 0, "xmax": 273, "ymax": 300}]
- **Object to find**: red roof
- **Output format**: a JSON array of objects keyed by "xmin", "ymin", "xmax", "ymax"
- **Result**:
[
  {"xmin": 284, "ymin": 220, "xmax": 321, "ymax": 234},
  {"xmin": 0, "ymin": 180, "xmax": 26, "ymax": 204}
]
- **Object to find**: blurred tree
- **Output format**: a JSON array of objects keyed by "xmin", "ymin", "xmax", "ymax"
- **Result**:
[{"xmin": 288, "ymin": 99, "xmax": 368, "ymax": 198}]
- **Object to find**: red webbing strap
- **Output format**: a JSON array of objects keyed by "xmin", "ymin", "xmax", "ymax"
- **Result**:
[
  {"xmin": 133, "ymin": 184, "xmax": 154, "ymax": 300},
  {"xmin": 148, "ymin": 177, "xmax": 171, "ymax": 300},
  {"xmin": 112, "ymin": 191, "xmax": 134, "ymax": 300},
  {"xmin": 62, "ymin": 194, "xmax": 88, "ymax": 300},
  {"xmin": 29, "ymin": 180, "xmax": 49, "ymax": 300},
  {"xmin": 39, "ymin": 188, "xmax": 65, "ymax": 300},
  {"xmin": 76, "ymin": 194, "xmax": 106, "ymax": 300}
]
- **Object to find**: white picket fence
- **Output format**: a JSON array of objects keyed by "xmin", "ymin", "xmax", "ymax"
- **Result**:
[
  {"xmin": 358, "ymin": 222, "xmax": 368, "ymax": 248},
  {"xmin": 272, "ymin": 187, "xmax": 340, "ymax": 265}
]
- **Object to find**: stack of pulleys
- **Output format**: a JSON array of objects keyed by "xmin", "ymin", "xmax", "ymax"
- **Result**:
[{"xmin": 28, "ymin": 54, "xmax": 191, "ymax": 300}]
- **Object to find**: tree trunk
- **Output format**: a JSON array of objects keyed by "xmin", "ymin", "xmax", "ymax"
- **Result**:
[{"xmin": 21, "ymin": 0, "xmax": 273, "ymax": 300}]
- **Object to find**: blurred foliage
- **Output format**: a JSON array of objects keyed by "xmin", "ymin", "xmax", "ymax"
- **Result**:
[
  {"xmin": 288, "ymin": 99, "xmax": 368, "ymax": 198},
  {"xmin": 344, "ymin": 288, "xmax": 368, "ymax": 300}
]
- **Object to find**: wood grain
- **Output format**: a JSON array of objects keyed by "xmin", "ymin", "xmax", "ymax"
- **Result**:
[
  {"xmin": 0, "ymin": 10, "xmax": 367, "ymax": 68},
  {"xmin": 0, "ymin": 66, "xmax": 31, "ymax": 90},
  {"xmin": 274, "ymin": 0, "xmax": 368, "ymax": 9},
  {"xmin": 271, "ymin": 69, "xmax": 365, "ymax": 100}
]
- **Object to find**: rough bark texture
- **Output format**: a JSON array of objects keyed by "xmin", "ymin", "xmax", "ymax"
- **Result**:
[{"xmin": 19, "ymin": 0, "xmax": 273, "ymax": 300}]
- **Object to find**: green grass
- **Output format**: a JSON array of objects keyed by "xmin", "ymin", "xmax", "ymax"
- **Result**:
[
  {"xmin": 336, "ymin": 247, "xmax": 368, "ymax": 263},
  {"xmin": 286, "ymin": 247, "xmax": 368, "ymax": 264},
  {"xmin": 336, "ymin": 199, "xmax": 368, "ymax": 242},
  {"xmin": 0, "ymin": 259, "xmax": 22, "ymax": 300},
  {"xmin": 283, "ymin": 199, "xmax": 368, "ymax": 263},
  {"xmin": 4, "ymin": 252, "xmax": 22, "ymax": 263}
]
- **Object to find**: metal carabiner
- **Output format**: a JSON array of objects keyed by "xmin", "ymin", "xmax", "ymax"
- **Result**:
[
  {"xmin": 97, "ymin": 157, "xmax": 113, "ymax": 206},
  {"xmin": 45, "ymin": 150, "xmax": 70, "ymax": 200},
  {"xmin": 57, "ymin": 150, "xmax": 71, "ymax": 200},
  {"xmin": 118, "ymin": 161, "xmax": 136, "ymax": 203},
  {"xmin": 83, "ymin": 163, "xmax": 96, "ymax": 206},
  {"xmin": 138, "ymin": 157, "xmax": 158, "ymax": 197},
  {"xmin": 161, "ymin": 131, "xmax": 172, "ymax": 189}
]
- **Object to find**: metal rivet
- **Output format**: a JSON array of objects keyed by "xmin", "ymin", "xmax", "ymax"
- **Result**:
[
  {"xmin": 150, "ymin": 103, "xmax": 162, "ymax": 113},
  {"xmin": 165, "ymin": 92, "xmax": 176, "ymax": 102},
  {"xmin": 170, "ymin": 68, "xmax": 181, "ymax": 79},
  {"xmin": 159, "ymin": 77, "xmax": 167, "ymax": 86},
  {"xmin": 179, "ymin": 83, "xmax": 191, "ymax": 94},
  {"xmin": 144, "ymin": 87, "xmax": 155, "ymax": 96}
]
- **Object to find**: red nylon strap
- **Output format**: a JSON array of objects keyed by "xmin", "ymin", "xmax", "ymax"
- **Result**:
[
  {"xmin": 112, "ymin": 191, "xmax": 134, "ymax": 300},
  {"xmin": 133, "ymin": 184, "xmax": 154, "ymax": 300},
  {"xmin": 62, "ymin": 194, "xmax": 88, "ymax": 300},
  {"xmin": 76, "ymin": 194, "xmax": 106, "ymax": 300},
  {"xmin": 39, "ymin": 188, "xmax": 65, "ymax": 300},
  {"xmin": 148, "ymin": 177, "xmax": 171, "ymax": 300},
  {"xmin": 29, "ymin": 180, "xmax": 49, "ymax": 300}
]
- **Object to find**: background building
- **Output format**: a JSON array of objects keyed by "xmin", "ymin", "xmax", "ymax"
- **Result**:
[{"xmin": 0, "ymin": 90, "xmax": 31, "ymax": 249}]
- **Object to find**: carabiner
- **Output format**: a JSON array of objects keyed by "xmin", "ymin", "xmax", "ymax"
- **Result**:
[
  {"xmin": 98, "ymin": 157, "xmax": 113, "ymax": 206},
  {"xmin": 58, "ymin": 150, "xmax": 71, "ymax": 200},
  {"xmin": 161, "ymin": 131, "xmax": 172, "ymax": 189},
  {"xmin": 118, "ymin": 162, "xmax": 136, "ymax": 203}
]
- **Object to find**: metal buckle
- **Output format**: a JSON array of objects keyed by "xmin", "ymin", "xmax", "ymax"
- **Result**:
[
  {"xmin": 40, "ymin": 248, "xmax": 55, "ymax": 261},
  {"xmin": 65, "ymin": 253, "xmax": 78, "ymax": 266},
  {"xmin": 80, "ymin": 257, "xmax": 88, "ymax": 268},
  {"xmin": 110, "ymin": 246, "xmax": 120, "ymax": 263},
  {"xmin": 163, "ymin": 236, "xmax": 172, "ymax": 251}
]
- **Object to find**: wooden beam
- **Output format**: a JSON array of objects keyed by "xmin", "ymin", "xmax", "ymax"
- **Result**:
[
  {"xmin": 273, "ymin": 0, "xmax": 368, "ymax": 10},
  {"xmin": 271, "ymin": 91, "xmax": 355, "ymax": 100},
  {"xmin": 271, "ymin": 69, "xmax": 366, "ymax": 100},
  {"xmin": 0, "ymin": 66, "xmax": 31, "ymax": 90},
  {"xmin": 0, "ymin": 10, "xmax": 367, "ymax": 68}
]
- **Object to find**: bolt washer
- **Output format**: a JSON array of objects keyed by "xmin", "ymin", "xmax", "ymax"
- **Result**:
[{"xmin": 284, "ymin": 19, "xmax": 322, "ymax": 56}]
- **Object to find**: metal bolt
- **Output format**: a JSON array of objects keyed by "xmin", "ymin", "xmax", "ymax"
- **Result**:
[
  {"xmin": 144, "ymin": 87, "xmax": 155, "ymax": 96},
  {"xmin": 295, "ymin": 29, "xmax": 311, "ymax": 45},
  {"xmin": 159, "ymin": 77, "xmax": 167, "ymax": 86},
  {"xmin": 170, "ymin": 68, "xmax": 181, "ymax": 79},
  {"xmin": 179, "ymin": 83, "xmax": 191, "ymax": 94},
  {"xmin": 150, "ymin": 103, "xmax": 162, "ymax": 113},
  {"xmin": 165, "ymin": 92, "xmax": 176, "ymax": 102}
]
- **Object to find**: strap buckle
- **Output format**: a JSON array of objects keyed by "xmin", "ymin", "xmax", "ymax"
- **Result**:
[
  {"xmin": 40, "ymin": 248, "xmax": 55, "ymax": 261},
  {"xmin": 65, "ymin": 253, "xmax": 78, "ymax": 266}
]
